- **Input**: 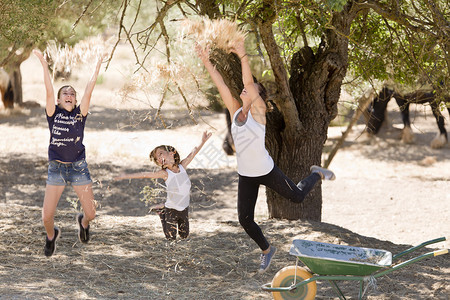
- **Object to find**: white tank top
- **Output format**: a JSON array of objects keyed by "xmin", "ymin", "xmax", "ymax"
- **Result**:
[
  {"xmin": 231, "ymin": 107, "xmax": 274, "ymax": 177},
  {"xmin": 164, "ymin": 165, "xmax": 191, "ymax": 211}
]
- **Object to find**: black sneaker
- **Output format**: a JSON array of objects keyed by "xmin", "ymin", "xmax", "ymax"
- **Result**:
[
  {"xmin": 77, "ymin": 213, "xmax": 90, "ymax": 243},
  {"xmin": 44, "ymin": 227, "xmax": 60, "ymax": 257}
]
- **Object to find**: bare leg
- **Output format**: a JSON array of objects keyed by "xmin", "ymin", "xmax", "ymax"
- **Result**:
[
  {"xmin": 73, "ymin": 183, "xmax": 96, "ymax": 228},
  {"xmin": 42, "ymin": 185, "xmax": 65, "ymax": 239}
]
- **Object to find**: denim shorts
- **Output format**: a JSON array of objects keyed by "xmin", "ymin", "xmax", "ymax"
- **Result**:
[{"xmin": 46, "ymin": 159, "xmax": 93, "ymax": 186}]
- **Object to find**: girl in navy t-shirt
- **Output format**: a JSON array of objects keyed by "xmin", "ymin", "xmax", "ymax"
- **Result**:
[{"xmin": 34, "ymin": 49, "xmax": 104, "ymax": 257}]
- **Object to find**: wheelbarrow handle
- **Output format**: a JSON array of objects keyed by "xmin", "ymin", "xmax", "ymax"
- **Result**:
[
  {"xmin": 375, "ymin": 248, "xmax": 448, "ymax": 279},
  {"xmin": 434, "ymin": 249, "xmax": 448, "ymax": 256},
  {"xmin": 261, "ymin": 282, "xmax": 295, "ymax": 292},
  {"xmin": 392, "ymin": 237, "xmax": 446, "ymax": 261}
]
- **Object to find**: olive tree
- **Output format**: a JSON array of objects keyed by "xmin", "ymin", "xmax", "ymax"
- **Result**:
[{"xmin": 111, "ymin": 0, "xmax": 448, "ymax": 221}]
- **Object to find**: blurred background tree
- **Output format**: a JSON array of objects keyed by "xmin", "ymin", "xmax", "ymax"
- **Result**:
[{"xmin": 0, "ymin": 0, "xmax": 117, "ymax": 106}]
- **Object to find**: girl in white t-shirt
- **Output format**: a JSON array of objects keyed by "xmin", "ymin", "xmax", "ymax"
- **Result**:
[{"xmin": 114, "ymin": 131, "xmax": 211, "ymax": 240}]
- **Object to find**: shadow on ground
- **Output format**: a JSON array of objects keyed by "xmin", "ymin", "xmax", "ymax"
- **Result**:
[{"xmin": 1, "ymin": 154, "xmax": 448, "ymax": 299}]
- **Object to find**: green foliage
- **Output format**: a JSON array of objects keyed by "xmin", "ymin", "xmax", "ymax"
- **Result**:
[
  {"xmin": 347, "ymin": 2, "xmax": 448, "ymax": 95},
  {"xmin": 0, "ymin": 0, "xmax": 57, "ymax": 62},
  {"xmin": 66, "ymin": 196, "xmax": 80, "ymax": 212},
  {"xmin": 0, "ymin": 0, "xmax": 117, "ymax": 65},
  {"xmin": 0, "ymin": 0, "xmax": 56, "ymax": 44},
  {"xmin": 324, "ymin": 0, "xmax": 348, "ymax": 12},
  {"xmin": 140, "ymin": 180, "xmax": 166, "ymax": 207}
]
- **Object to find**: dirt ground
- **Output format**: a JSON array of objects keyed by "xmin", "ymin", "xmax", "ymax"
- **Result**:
[{"xmin": 0, "ymin": 47, "xmax": 449, "ymax": 299}]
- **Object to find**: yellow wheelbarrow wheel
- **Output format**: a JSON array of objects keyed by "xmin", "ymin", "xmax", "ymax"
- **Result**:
[{"xmin": 271, "ymin": 266, "xmax": 317, "ymax": 300}]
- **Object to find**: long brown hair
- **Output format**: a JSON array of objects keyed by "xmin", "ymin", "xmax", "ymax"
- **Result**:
[
  {"xmin": 149, "ymin": 145, "xmax": 180, "ymax": 169},
  {"xmin": 57, "ymin": 85, "xmax": 77, "ymax": 99}
]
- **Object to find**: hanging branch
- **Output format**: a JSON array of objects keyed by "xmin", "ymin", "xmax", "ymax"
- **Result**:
[
  {"xmin": 72, "ymin": 0, "xmax": 95, "ymax": 30},
  {"xmin": 159, "ymin": 13, "xmax": 171, "ymax": 63},
  {"xmin": 357, "ymin": 1, "xmax": 437, "ymax": 35},
  {"xmin": 136, "ymin": 32, "xmax": 163, "ymax": 73},
  {"xmin": 324, "ymin": 89, "xmax": 376, "ymax": 168},
  {"xmin": 156, "ymin": 81, "xmax": 169, "ymax": 128},
  {"xmin": 107, "ymin": 0, "xmax": 129, "ymax": 69},
  {"xmin": 175, "ymin": 82, "xmax": 197, "ymax": 125},
  {"xmin": 159, "ymin": 7, "xmax": 197, "ymax": 125}
]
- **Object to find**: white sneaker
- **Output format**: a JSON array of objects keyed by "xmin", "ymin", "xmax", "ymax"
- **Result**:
[{"xmin": 310, "ymin": 165, "xmax": 336, "ymax": 180}]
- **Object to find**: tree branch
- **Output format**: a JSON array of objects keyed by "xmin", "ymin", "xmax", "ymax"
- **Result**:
[
  {"xmin": 257, "ymin": 2, "xmax": 302, "ymax": 132},
  {"xmin": 72, "ymin": 0, "xmax": 95, "ymax": 30},
  {"xmin": 107, "ymin": 0, "xmax": 129, "ymax": 70},
  {"xmin": 355, "ymin": 0, "xmax": 437, "ymax": 36}
]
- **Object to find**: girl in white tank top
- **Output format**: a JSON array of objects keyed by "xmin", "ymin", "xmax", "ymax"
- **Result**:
[
  {"xmin": 197, "ymin": 36, "xmax": 335, "ymax": 273},
  {"xmin": 231, "ymin": 107, "xmax": 274, "ymax": 176},
  {"xmin": 114, "ymin": 131, "xmax": 212, "ymax": 240}
]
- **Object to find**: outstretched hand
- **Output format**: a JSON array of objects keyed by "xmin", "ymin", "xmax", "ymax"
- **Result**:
[
  {"xmin": 93, "ymin": 53, "xmax": 108, "ymax": 71},
  {"xmin": 97, "ymin": 52, "xmax": 109, "ymax": 65},
  {"xmin": 195, "ymin": 43, "xmax": 210, "ymax": 62},
  {"xmin": 33, "ymin": 49, "xmax": 47, "ymax": 64},
  {"xmin": 202, "ymin": 131, "xmax": 212, "ymax": 143},
  {"xmin": 32, "ymin": 49, "xmax": 43, "ymax": 58},
  {"xmin": 192, "ymin": 131, "xmax": 212, "ymax": 153},
  {"xmin": 230, "ymin": 38, "xmax": 246, "ymax": 59}
]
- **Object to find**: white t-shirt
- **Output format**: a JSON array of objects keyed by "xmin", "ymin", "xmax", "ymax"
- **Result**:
[
  {"xmin": 231, "ymin": 107, "xmax": 274, "ymax": 177},
  {"xmin": 164, "ymin": 165, "xmax": 191, "ymax": 211}
]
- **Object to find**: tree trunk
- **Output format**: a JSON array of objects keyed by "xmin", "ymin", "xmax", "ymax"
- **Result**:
[
  {"xmin": 264, "ymin": 9, "xmax": 353, "ymax": 221},
  {"xmin": 9, "ymin": 65, "xmax": 23, "ymax": 106},
  {"xmin": 203, "ymin": 1, "xmax": 355, "ymax": 221},
  {"xmin": 2, "ymin": 47, "xmax": 32, "ymax": 108},
  {"xmin": 266, "ymin": 121, "xmax": 325, "ymax": 220}
]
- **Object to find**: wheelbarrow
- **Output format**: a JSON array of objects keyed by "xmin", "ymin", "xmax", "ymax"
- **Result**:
[{"xmin": 261, "ymin": 237, "xmax": 448, "ymax": 299}]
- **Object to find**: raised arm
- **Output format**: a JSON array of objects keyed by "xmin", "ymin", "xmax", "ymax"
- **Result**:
[
  {"xmin": 114, "ymin": 169, "xmax": 168, "ymax": 181},
  {"xmin": 196, "ymin": 45, "xmax": 241, "ymax": 118},
  {"xmin": 33, "ymin": 49, "xmax": 56, "ymax": 117},
  {"xmin": 231, "ymin": 39, "xmax": 266, "ymax": 123},
  {"xmin": 180, "ymin": 131, "xmax": 212, "ymax": 169},
  {"xmin": 79, "ymin": 56, "xmax": 103, "ymax": 116}
]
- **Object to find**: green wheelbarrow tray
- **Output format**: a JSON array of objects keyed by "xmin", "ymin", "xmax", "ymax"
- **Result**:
[
  {"xmin": 262, "ymin": 237, "xmax": 448, "ymax": 299},
  {"xmin": 289, "ymin": 239, "xmax": 392, "ymax": 276}
]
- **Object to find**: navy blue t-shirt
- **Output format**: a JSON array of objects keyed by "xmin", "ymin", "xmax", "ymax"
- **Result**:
[{"xmin": 46, "ymin": 105, "xmax": 87, "ymax": 162}]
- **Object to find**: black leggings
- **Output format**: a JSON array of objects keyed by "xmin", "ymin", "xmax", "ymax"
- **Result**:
[
  {"xmin": 158, "ymin": 207, "xmax": 189, "ymax": 240},
  {"xmin": 238, "ymin": 165, "xmax": 321, "ymax": 251}
]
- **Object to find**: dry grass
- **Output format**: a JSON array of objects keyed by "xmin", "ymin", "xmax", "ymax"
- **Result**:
[
  {"xmin": 1, "ymin": 200, "xmax": 448, "ymax": 300},
  {"xmin": 0, "ymin": 155, "xmax": 448, "ymax": 299},
  {"xmin": 181, "ymin": 18, "xmax": 247, "ymax": 53},
  {"xmin": 45, "ymin": 36, "xmax": 108, "ymax": 80},
  {"xmin": 118, "ymin": 18, "xmax": 248, "ymax": 111},
  {"xmin": 119, "ymin": 62, "xmax": 191, "ymax": 100}
]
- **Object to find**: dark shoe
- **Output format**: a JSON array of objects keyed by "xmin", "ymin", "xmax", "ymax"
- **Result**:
[
  {"xmin": 77, "ymin": 213, "xmax": 90, "ymax": 243},
  {"xmin": 310, "ymin": 165, "xmax": 336, "ymax": 180},
  {"xmin": 44, "ymin": 227, "xmax": 60, "ymax": 257},
  {"xmin": 258, "ymin": 245, "xmax": 277, "ymax": 274}
]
